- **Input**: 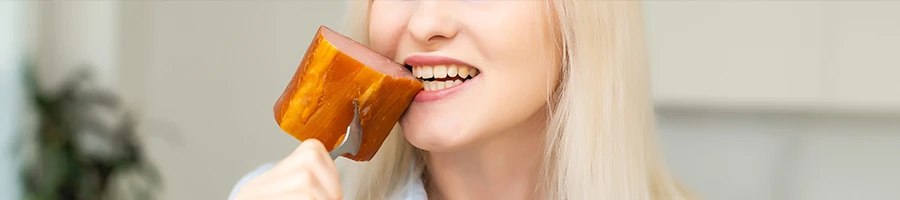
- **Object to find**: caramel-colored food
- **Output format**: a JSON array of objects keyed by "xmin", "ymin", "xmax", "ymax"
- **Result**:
[{"xmin": 274, "ymin": 26, "xmax": 422, "ymax": 161}]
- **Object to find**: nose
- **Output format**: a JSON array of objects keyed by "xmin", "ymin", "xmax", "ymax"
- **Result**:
[{"xmin": 407, "ymin": 1, "xmax": 460, "ymax": 49}]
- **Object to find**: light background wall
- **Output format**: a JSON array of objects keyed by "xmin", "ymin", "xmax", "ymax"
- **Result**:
[
  {"xmin": 117, "ymin": 2, "xmax": 350, "ymax": 199},
  {"xmin": 13, "ymin": 1, "xmax": 900, "ymax": 200}
]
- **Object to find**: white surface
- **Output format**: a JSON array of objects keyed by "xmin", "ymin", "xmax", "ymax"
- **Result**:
[
  {"xmin": 644, "ymin": 1, "xmax": 828, "ymax": 109},
  {"xmin": 645, "ymin": 1, "xmax": 900, "ymax": 113},
  {"xmin": 657, "ymin": 110, "xmax": 900, "ymax": 200},
  {"xmin": 789, "ymin": 116, "xmax": 900, "ymax": 200},
  {"xmin": 34, "ymin": 1, "xmax": 119, "ymax": 89},
  {"xmin": 0, "ymin": 1, "xmax": 24, "ymax": 199},
  {"xmin": 827, "ymin": 2, "xmax": 900, "ymax": 110}
]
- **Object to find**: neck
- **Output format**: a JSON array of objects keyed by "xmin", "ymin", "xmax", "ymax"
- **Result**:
[{"xmin": 423, "ymin": 113, "xmax": 546, "ymax": 200}]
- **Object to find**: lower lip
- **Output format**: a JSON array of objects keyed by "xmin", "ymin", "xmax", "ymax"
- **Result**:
[{"xmin": 413, "ymin": 76, "xmax": 480, "ymax": 102}]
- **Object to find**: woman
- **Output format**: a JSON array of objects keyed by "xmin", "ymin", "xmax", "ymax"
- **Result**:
[{"xmin": 231, "ymin": 1, "xmax": 696, "ymax": 199}]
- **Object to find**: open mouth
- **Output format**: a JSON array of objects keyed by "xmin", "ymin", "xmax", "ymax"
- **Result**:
[{"xmin": 407, "ymin": 65, "xmax": 481, "ymax": 91}]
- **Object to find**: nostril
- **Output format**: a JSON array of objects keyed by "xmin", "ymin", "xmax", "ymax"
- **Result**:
[{"xmin": 427, "ymin": 34, "xmax": 451, "ymax": 43}]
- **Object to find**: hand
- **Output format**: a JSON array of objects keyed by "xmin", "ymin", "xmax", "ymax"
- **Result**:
[{"xmin": 232, "ymin": 139, "xmax": 343, "ymax": 200}]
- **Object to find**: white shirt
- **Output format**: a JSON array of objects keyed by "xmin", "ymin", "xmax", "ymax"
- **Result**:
[{"xmin": 227, "ymin": 162, "xmax": 427, "ymax": 200}]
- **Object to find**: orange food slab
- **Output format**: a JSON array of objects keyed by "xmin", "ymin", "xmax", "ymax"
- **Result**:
[{"xmin": 274, "ymin": 26, "xmax": 422, "ymax": 161}]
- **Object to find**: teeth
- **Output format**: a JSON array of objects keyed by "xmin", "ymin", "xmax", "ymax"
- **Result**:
[
  {"xmin": 435, "ymin": 81, "xmax": 446, "ymax": 90},
  {"xmin": 414, "ymin": 64, "xmax": 479, "ymax": 91},
  {"xmin": 447, "ymin": 65, "xmax": 458, "ymax": 77},
  {"xmin": 433, "ymin": 65, "xmax": 447, "ymax": 79},
  {"xmin": 413, "ymin": 65, "xmax": 479, "ymax": 79},
  {"xmin": 422, "ymin": 66, "xmax": 434, "ymax": 79},
  {"xmin": 422, "ymin": 79, "xmax": 469, "ymax": 91},
  {"xmin": 458, "ymin": 67, "xmax": 469, "ymax": 78}
]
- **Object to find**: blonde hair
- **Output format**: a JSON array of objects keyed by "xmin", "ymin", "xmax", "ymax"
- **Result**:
[{"xmin": 337, "ymin": 1, "xmax": 697, "ymax": 199}]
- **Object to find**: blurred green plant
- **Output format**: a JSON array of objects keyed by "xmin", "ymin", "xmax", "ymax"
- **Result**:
[{"xmin": 17, "ymin": 61, "xmax": 161, "ymax": 200}]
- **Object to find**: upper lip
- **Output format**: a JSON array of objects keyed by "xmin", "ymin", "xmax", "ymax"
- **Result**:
[{"xmin": 403, "ymin": 55, "xmax": 478, "ymax": 69}]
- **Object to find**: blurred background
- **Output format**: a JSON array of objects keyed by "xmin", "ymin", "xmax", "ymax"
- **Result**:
[{"xmin": 2, "ymin": 1, "xmax": 898, "ymax": 200}]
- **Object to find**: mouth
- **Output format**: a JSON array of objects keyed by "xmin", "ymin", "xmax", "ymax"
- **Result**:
[
  {"xmin": 403, "ymin": 55, "xmax": 482, "ymax": 102},
  {"xmin": 408, "ymin": 64, "xmax": 480, "ymax": 91},
  {"xmin": 403, "ymin": 55, "xmax": 481, "ymax": 91}
]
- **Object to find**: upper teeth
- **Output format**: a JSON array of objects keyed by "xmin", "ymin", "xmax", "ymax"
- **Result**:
[
  {"xmin": 412, "ymin": 65, "xmax": 478, "ymax": 79},
  {"xmin": 412, "ymin": 64, "xmax": 479, "ymax": 91}
]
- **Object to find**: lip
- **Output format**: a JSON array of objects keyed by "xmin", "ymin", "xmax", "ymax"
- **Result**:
[
  {"xmin": 403, "ymin": 55, "xmax": 480, "ymax": 102},
  {"xmin": 412, "ymin": 74, "xmax": 480, "ymax": 102},
  {"xmin": 403, "ymin": 55, "xmax": 479, "ymax": 70}
]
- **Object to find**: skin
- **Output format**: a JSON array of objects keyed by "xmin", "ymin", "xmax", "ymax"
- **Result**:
[
  {"xmin": 234, "ymin": 1, "xmax": 559, "ymax": 200},
  {"xmin": 232, "ymin": 139, "xmax": 342, "ymax": 200},
  {"xmin": 370, "ymin": 1, "xmax": 559, "ymax": 199}
]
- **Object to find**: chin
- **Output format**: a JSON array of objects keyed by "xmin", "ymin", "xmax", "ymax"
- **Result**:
[{"xmin": 399, "ymin": 108, "xmax": 476, "ymax": 152}]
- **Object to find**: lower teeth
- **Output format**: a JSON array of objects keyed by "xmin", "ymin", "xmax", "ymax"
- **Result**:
[{"xmin": 422, "ymin": 79, "xmax": 465, "ymax": 91}]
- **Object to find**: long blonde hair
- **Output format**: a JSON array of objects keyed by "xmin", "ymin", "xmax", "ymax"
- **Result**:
[{"xmin": 337, "ymin": 1, "xmax": 696, "ymax": 199}]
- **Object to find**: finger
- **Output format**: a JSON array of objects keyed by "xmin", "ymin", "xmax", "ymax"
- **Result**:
[
  {"xmin": 272, "ymin": 139, "xmax": 327, "ymax": 172},
  {"xmin": 240, "ymin": 193, "xmax": 314, "ymax": 200},
  {"xmin": 299, "ymin": 138, "xmax": 328, "ymax": 156},
  {"xmin": 272, "ymin": 139, "xmax": 342, "ymax": 199},
  {"xmin": 292, "ymin": 170, "xmax": 333, "ymax": 200},
  {"xmin": 265, "ymin": 193, "xmax": 316, "ymax": 200},
  {"xmin": 262, "ymin": 167, "xmax": 332, "ymax": 200},
  {"xmin": 297, "ymin": 139, "xmax": 343, "ymax": 200}
]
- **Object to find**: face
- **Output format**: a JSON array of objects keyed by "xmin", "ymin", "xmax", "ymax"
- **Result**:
[{"xmin": 369, "ymin": 1, "xmax": 560, "ymax": 152}]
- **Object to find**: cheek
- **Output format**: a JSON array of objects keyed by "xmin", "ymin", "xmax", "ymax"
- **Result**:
[
  {"xmin": 367, "ymin": 2, "xmax": 410, "ymax": 59},
  {"xmin": 470, "ymin": 4, "xmax": 560, "ymax": 94},
  {"xmin": 485, "ymin": 31, "xmax": 560, "ymax": 100},
  {"xmin": 472, "ymin": 33, "xmax": 559, "ymax": 133}
]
